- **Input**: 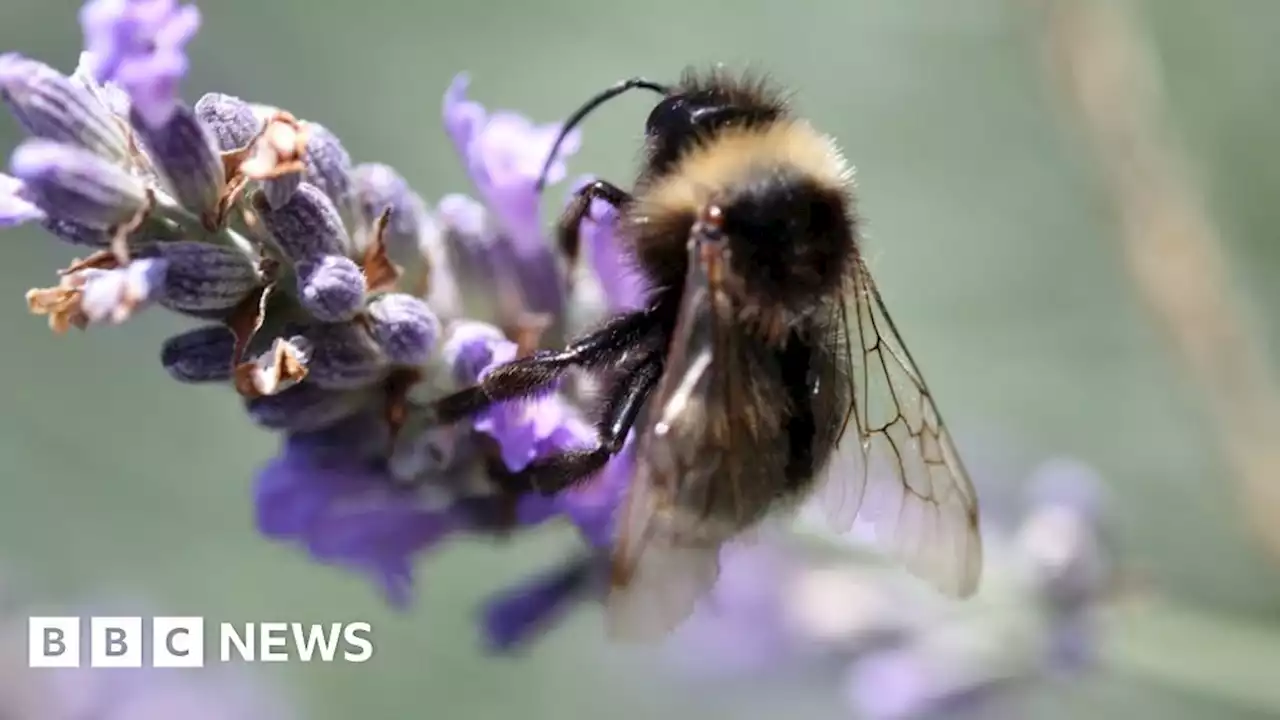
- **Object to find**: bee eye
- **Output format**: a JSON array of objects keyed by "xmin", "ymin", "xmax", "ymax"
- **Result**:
[
  {"xmin": 644, "ymin": 96, "xmax": 689, "ymax": 136},
  {"xmin": 645, "ymin": 96, "xmax": 734, "ymax": 137}
]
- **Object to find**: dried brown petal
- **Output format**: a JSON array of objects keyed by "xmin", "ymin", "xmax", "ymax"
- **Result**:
[
  {"xmin": 234, "ymin": 337, "xmax": 309, "ymax": 398},
  {"xmin": 361, "ymin": 206, "xmax": 402, "ymax": 293},
  {"xmin": 25, "ymin": 284, "xmax": 86, "ymax": 333},
  {"xmin": 226, "ymin": 282, "xmax": 274, "ymax": 365}
]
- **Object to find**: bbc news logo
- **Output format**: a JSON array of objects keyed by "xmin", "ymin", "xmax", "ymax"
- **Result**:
[{"xmin": 28, "ymin": 617, "xmax": 374, "ymax": 668}]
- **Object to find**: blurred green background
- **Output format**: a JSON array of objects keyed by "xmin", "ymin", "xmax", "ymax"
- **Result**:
[{"xmin": 2, "ymin": 0, "xmax": 1279, "ymax": 718}]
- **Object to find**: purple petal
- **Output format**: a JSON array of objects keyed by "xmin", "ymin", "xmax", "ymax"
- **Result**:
[
  {"xmin": 0, "ymin": 173, "xmax": 45, "ymax": 226},
  {"xmin": 576, "ymin": 178, "xmax": 648, "ymax": 311},
  {"xmin": 441, "ymin": 76, "xmax": 574, "ymax": 318},
  {"xmin": 295, "ymin": 254, "xmax": 366, "ymax": 322},
  {"xmin": 440, "ymin": 320, "xmax": 510, "ymax": 385},
  {"xmin": 557, "ymin": 442, "xmax": 631, "ymax": 548},
  {"xmin": 254, "ymin": 436, "xmax": 463, "ymax": 608},
  {"xmin": 480, "ymin": 555, "xmax": 596, "ymax": 652},
  {"xmin": 80, "ymin": 0, "xmax": 202, "ymax": 130}
]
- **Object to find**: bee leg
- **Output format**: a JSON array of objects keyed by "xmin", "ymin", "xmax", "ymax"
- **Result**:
[
  {"xmin": 557, "ymin": 180, "xmax": 632, "ymax": 270},
  {"xmin": 491, "ymin": 355, "xmax": 663, "ymax": 495},
  {"xmin": 427, "ymin": 305, "xmax": 662, "ymax": 424}
]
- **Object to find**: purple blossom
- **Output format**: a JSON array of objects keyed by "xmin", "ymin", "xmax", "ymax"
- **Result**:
[
  {"xmin": 442, "ymin": 321, "xmax": 594, "ymax": 472},
  {"xmin": 0, "ymin": 174, "xmax": 44, "ymax": 226},
  {"xmin": 79, "ymin": 0, "xmax": 201, "ymax": 129},
  {"xmin": 575, "ymin": 176, "xmax": 648, "ymax": 312},
  {"xmin": 255, "ymin": 426, "xmax": 456, "ymax": 608},
  {"xmin": 443, "ymin": 74, "xmax": 574, "ymax": 318},
  {"xmin": 480, "ymin": 554, "xmax": 598, "ymax": 651}
]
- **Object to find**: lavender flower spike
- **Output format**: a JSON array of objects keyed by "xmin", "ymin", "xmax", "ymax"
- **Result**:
[
  {"xmin": 9, "ymin": 138, "xmax": 145, "ymax": 228},
  {"xmin": 254, "ymin": 183, "xmax": 349, "ymax": 261},
  {"xmin": 296, "ymin": 254, "xmax": 366, "ymax": 322},
  {"xmin": 130, "ymin": 103, "xmax": 224, "ymax": 219},
  {"xmin": 0, "ymin": 174, "xmax": 45, "ymax": 227},
  {"xmin": 0, "ymin": 53, "xmax": 129, "ymax": 161},
  {"xmin": 366, "ymin": 293, "xmax": 440, "ymax": 366},
  {"xmin": 80, "ymin": 0, "xmax": 202, "ymax": 129}
]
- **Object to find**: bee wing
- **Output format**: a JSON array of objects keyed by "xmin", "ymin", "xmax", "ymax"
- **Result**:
[
  {"xmin": 606, "ymin": 222, "xmax": 734, "ymax": 641},
  {"xmin": 814, "ymin": 259, "xmax": 983, "ymax": 598}
]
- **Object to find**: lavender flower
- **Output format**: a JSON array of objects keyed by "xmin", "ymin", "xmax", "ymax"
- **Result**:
[
  {"xmin": 1, "ymin": 0, "xmax": 653, "ymax": 657},
  {"xmin": 79, "ymin": 0, "xmax": 201, "ymax": 129},
  {"xmin": 443, "ymin": 74, "xmax": 575, "ymax": 320},
  {"xmin": 579, "ymin": 179, "xmax": 648, "ymax": 312},
  {"xmin": 480, "ymin": 554, "xmax": 599, "ymax": 652}
]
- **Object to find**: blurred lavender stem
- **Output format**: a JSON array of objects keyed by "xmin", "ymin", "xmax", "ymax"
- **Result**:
[{"xmin": 1028, "ymin": 0, "xmax": 1280, "ymax": 562}]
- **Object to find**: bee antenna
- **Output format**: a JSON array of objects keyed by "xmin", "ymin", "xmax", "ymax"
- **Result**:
[{"xmin": 534, "ymin": 77, "xmax": 670, "ymax": 193}]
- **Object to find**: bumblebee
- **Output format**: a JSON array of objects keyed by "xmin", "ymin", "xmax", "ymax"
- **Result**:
[{"xmin": 426, "ymin": 68, "xmax": 982, "ymax": 639}]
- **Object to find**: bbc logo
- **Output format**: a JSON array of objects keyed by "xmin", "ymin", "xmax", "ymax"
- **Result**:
[{"xmin": 29, "ymin": 616, "xmax": 203, "ymax": 668}]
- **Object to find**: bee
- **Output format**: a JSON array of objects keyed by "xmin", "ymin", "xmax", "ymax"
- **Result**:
[{"xmin": 425, "ymin": 68, "xmax": 983, "ymax": 639}]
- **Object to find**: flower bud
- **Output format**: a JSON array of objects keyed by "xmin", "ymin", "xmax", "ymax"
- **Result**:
[
  {"xmin": 131, "ymin": 104, "xmax": 223, "ymax": 218},
  {"xmin": 193, "ymin": 92, "xmax": 261, "ymax": 152},
  {"xmin": 146, "ymin": 241, "xmax": 259, "ymax": 313},
  {"xmin": 295, "ymin": 253, "xmax": 365, "ymax": 322},
  {"xmin": 160, "ymin": 325, "xmax": 236, "ymax": 382},
  {"xmin": 0, "ymin": 53, "xmax": 128, "ymax": 160},
  {"xmin": 366, "ymin": 293, "xmax": 440, "ymax": 366},
  {"xmin": 10, "ymin": 138, "xmax": 145, "ymax": 228},
  {"xmin": 254, "ymin": 183, "xmax": 348, "ymax": 260}
]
